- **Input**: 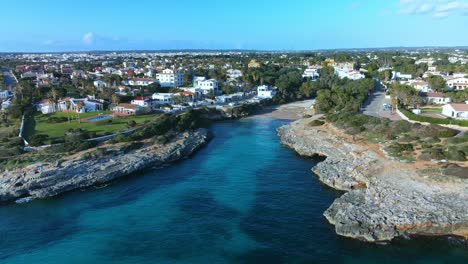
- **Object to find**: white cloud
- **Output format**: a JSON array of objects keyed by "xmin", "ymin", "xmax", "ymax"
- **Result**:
[
  {"xmin": 82, "ymin": 32, "xmax": 94, "ymax": 45},
  {"xmin": 397, "ymin": 0, "xmax": 468, "ymax": 18}
]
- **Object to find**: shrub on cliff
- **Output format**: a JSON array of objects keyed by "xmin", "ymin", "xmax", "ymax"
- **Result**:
[
  {"xmin": 28, "ymin": 134, "xmax": 49, "ymax": 146},
  {"xmin": 309, "ymin": 120, "xmax": 325, "ymax": 126},
  {"xmin": 445, "ymin": 148, "xmax": 466, "ymax": 161}
]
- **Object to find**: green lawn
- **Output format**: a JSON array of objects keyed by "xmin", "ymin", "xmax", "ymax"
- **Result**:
[
  {"xmin": 24, "ymin": 112, "xmax": 161, "ymax": 143},
  {"xmin": 421, "ymin": 107, "xmax": 442, "ymax": 113}
]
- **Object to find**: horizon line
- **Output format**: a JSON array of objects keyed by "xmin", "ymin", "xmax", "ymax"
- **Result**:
[{"xmin": 1, "ymin": 45, "xmax": 468, "ymax": 54}]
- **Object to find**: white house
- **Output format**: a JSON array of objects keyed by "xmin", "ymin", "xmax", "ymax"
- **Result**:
[
  {"xmin": 196, "ymin": 79, "xmax": 219, "ymax": 95},
  {"xmin": 131, "ymin": 96, "xmax": 155, "ymax": 109},
  {"xmin": 193, "ymin": 76, "xmax": 206, "ymax": 87},
  {"xmin": 257, "ymin": 85, "xmax": 277, "ymax": 99},
  {"xmin": 126, "ymin": 78, "xmax": 155, "ymax": 86},
  {"xmin": 406, "ymin": 79, "xmax": 431, "ymax": 92},
  {"xmin": 152, "ymin": 93, "xmax": 175, "ymax": 105},
  {"xmin": 447, "ymin": 77, "xmax": 468, "ymax": 91},
  {"xmin": 302, "ymin": 67, "xmax": 321, "ymax": 79},
  {"xmin": 392, "ymin": 71, "xmax": 413, "ymax": 80},
  {"xmin": 112, "ymin": 103, "xmax": 142, "ymax": 115},
  {"xmin": 70, "ymin": 98, "xmax": 104, "ymax": 113},
  {"xmin": 93, "ymin": 80, "xmax": 109, "ymax": 88},
  {"xmin": 227, "ymin": 69, "xmax": 243, "ymax": 79},
  {"xmin": 156, "ymin": 69, "xmax": 184, "ymax": 87},
  {"xmin": 36, "ymin": 100, "xmax": 55, "ymax": 114},
  {"xmin": 1, "ymin": 98, "xmax": 12, "ymax": 109},
  {"xmin": 335, "ymin": 68, "xmax": 365, "ymax": 80},
  {"xmin": 181, "ymin": 87, "xmax": 203, "ymax": 101},
  {"xmin": 0, "ymin": 90, "xmax": 12, "ymax": 99},
  {"xmin": 442, "ymin": 103, "xmax": 468, "ymax": 119},
  {"xmin": 422, "ymin": 92, "xmax": 452, "ymax": 105}
]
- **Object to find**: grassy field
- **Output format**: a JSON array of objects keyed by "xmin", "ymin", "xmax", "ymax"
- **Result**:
[{"xmin": 24, "ymin": 111, "xmax": 161, "ymax": 143}]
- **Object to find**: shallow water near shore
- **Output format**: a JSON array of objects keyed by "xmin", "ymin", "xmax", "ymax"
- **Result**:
[{"xmin": 0, "ymin": 118, "xmax": 466, "ymax": 263}]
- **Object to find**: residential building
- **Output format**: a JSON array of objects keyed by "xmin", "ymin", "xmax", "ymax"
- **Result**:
[
  {"xmin": 112, "ymin": 103, "xmax": 142, "ymax": 115},
  {"xmin": 181, "ymin": 87, "xmax": 203, "ymax": 101},
  {"xmin": 447, "ymin": 77, "xmax": 468, "ymax": 91},
  {"xmin": 227, "ymin": 69, "xmax": 243, "ymax": 79},
  {"xmin": 193, "ymin": 76, "xmax": 207, "ymax": 87},
  {"xmin": 248, "ymin": 60, "xmax": 261, "ymax": 68},
  {"xmin": 60, "ymin": 64, "xmax": 74, "ymax": 75},
  {"xmin": 152, "ymin": 93, "xmax": 175, "ymax": 105},
  {"xmin": 1, "ymin": 98, "xmax": 12, "ymax": 109},
  {"xmin": 156, "ymin": 69, "xmax": 184, "ymax": 87},
  {"xmin": 69, "ymin": 98, "xmax": 104, "ymax": 113},
  {"xmin": 196, "ymin": 79, "xmax": 219, "ymax": 95},
  {"xmin": 0, "ymin": 90, "xmax": 12, "ymax": 99},
  {"xmin": 93, "ymin": 80, "xmax": 109, "ymax": 88},
  {"xmin": 392, "ymin": 71, "xmax": 412, "ymax": 80},
  {"xmin": 442, "ymin": 103, "xmax": 468, "ymax": 119},
  {"xmin": 257, "ymin": 85, "xmax": 277, "ymax": 99},
  {"xmin": 131, "ymin": 96, "xmax": 155, "ymax": 109},
  {"xmin": 421, "ymin": 92, "xmax": 451, "ymax": 105},
  {"xmin": 302, "ymin": 67, "xmax": 321, "ymax": 79}
]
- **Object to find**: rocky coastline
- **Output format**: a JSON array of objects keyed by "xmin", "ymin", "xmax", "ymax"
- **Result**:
[
  {"xmin": 277, "ymin": 118, "xmax": 468, "ymax": 242},
  {"xmin": 0, "ymin": 128, "xmax": 210, "ymax": 202}
]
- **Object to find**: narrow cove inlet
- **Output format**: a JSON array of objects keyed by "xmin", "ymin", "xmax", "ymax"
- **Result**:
[{"xmin": 0, "ymin": 118, "xmax": 466, "ymax": 263}]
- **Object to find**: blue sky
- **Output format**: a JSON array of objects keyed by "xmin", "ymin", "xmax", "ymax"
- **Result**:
[{"xmin": 0, "ymin": 0, "xmax": 467, "ymax": 52}]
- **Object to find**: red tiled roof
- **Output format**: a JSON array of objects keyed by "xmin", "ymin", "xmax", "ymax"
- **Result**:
[
  {"xmin": 426, "ymin": 92, "xmax": 444, "ymax": 98},
  {"xmin": 449, "ymin": 103, "xmax": 468, "ymax": 112}
]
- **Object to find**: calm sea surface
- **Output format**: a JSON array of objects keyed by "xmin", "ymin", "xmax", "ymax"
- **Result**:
[{"xmin": 0, "ymin": 118, "xmax": 466, "ymax": 263}]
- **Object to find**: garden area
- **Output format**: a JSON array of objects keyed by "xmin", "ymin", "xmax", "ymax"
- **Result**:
[{"xmin": 23, "ymin": 111, "xmax": 162, "ymax": 145}]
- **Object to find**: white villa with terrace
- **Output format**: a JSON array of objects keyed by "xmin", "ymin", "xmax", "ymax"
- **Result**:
[
  {"xmin": 446, "ymin": 77, "xmax": 468, "ymax": 91},
  {"xmin": 152, "ymin": 93, "xmax": 175, "ymax": 105}
]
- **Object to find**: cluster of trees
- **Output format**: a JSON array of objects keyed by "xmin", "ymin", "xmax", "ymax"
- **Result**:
[
  {"xmin": 314, "ymin": 78, "xmax": 376, "ymax": 113},
  {"xmin": 391, "ymin": 82, "xmax": 422, "ymax": 109}
]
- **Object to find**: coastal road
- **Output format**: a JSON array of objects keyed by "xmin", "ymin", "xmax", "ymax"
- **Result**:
[{"xmin": 361, "ymin": 81, "xmax": 400, "ymax": 121}]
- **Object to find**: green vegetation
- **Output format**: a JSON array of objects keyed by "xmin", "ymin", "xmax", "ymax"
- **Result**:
[
  {"xmin": 400, "ymin": 109, "xmax": 468, "ymax": 127},
  {"xmin": 24, "ymin": 112, "xmax": 161, "ymax": 144},
  {"xmin": 308, "ymin": 119, "xmax": 325, "ymax": 126},
  {"xmin": 327, "ymin": 112, "xmax": 466, "ymax": 162},
  {"xmin": 427, "ymin": 75, "xmax": 447, "ymax": 92}
]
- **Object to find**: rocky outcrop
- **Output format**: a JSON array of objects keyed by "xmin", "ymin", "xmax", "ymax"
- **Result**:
[
  {"xmin": 0, "ymin": 129, "xmax": 210, "ymax": 202},
  {"xmin": 278, "ymin": 118, "xmax": 468, "ymax": 242}
]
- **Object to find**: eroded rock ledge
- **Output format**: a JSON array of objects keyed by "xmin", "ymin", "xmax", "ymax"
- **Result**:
[
  {"xmin": 0, "ymin": 129, "xmax": 210, "ymax": 202},
  {"xmin": 277, "ymin": 118, "xmax": 468, "ymax": 242}
]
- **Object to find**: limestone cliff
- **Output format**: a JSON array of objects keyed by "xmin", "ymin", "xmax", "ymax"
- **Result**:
[
  {"xmin": 278, "ymin": 118, "xmax": 468, "ymax": 242},
  {"xmin": 0, "ymin": 129, "xmax": 210, "ymax": 202}
]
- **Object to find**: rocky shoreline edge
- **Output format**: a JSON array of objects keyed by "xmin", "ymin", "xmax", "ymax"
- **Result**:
[
  {"xmin": 0, "ymin": 128, "xmax": 210, "ymax": 203},
  {"xmin": 277, "ymin": 118, "xmax": 468, "ymax": 243}
]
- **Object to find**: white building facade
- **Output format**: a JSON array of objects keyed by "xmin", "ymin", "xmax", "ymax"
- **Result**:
[
  {"xmin": 156, "ymin": 69, "xmax": 184, "ymax": 87},
  {"xmin": 257, "ymin": 85, "xmax": 277, "ymax": 99}
]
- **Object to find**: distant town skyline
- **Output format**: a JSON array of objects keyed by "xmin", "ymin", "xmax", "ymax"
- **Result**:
[{"xmin": 1, "ymin": 0, "xmax": 468, "ymax": 52}]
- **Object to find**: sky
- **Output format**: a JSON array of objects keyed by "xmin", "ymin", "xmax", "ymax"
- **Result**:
[{"xmin": 0, "ymin": 0, "xmax": 467, "ymax": 52}]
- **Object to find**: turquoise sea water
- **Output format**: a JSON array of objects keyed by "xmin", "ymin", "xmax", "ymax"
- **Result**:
[{"xmin": 0, "ymin": 118, "xmax": 466, "ymax": 263}]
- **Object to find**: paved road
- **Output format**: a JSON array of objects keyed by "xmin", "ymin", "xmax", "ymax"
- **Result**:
[
  {"xmin": 1, "ymin": 67, "xmax": 17, "ymax": 88},
  {"xmin": 361, "ymin": 81, "xmax": 401, "ymax": 120}
]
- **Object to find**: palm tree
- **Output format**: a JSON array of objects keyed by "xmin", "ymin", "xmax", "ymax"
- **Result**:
[
  {"xmin": 75, "ymin": 101, "xmax": 84, "ymax": 123},
  {"xmin": 47, "ymin": 88, "xmax": 59, "ymax": 112},
  {"xmin": 111, "ymin": 94, "xmax": 120, "ymax": 108}
]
